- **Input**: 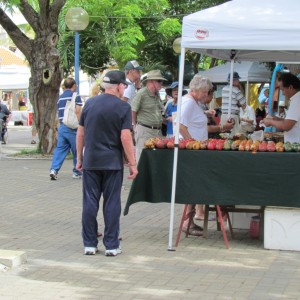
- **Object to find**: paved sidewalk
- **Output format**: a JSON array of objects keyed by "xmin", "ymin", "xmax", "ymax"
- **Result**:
[{"xmin": 0, "ymin": 127, "xmax": 300, "ymax": 299}]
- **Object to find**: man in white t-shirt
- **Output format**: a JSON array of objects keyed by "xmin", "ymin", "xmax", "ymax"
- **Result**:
[
  {"xmin": 239, "ymin": 103, "xmax": 256, "ymax": 134},
  {"xmin": 262, "ymin": 72, "xmax": 300, "ymax": 143},
  {"xmin": 122, "ymin": 60, "xmax": 143, "ymax": 105}
]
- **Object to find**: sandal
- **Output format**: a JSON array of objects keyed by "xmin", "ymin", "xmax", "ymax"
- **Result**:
[
  {"xmin": 31, "ymin": 140, "xmax": 36, "ymax": 144},
  {"xmin": 182, "ymin": 224, "xmax": 203, "ymax": 236}
]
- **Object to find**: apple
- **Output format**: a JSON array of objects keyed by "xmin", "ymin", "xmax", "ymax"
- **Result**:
[
  {"xmin": 167, "ymin": 140, "xmax": 174, "ymax": 149},
  {"xmin": 155, "ymin": 139, "xmax": 165, "ymax": 149}
]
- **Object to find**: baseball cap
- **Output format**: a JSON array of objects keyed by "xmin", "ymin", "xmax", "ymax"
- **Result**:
[
  {"xmin": 227, "ymin": 72, "xmax": 241, "ymax": 81},
  {"xmin": 102, "ymin": 70, "xmax": 131, "ymax": 86},
  {"xmin": 124, "ymin": 60, "xmax": 143, "ymax": 70},
  {"xmin": 165, "ymin": 81, "xmax": 187, "ymax": 97}
]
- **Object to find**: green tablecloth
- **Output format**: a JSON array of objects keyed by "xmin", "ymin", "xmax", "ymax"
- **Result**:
[{"xmin": 124, "ymin": 149, "xmax": 300, "ymax": 215}]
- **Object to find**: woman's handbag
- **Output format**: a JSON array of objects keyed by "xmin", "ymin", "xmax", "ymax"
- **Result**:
[{"xmin": 62, "ymin": 92, "xmax": 79, "ymax": 129}]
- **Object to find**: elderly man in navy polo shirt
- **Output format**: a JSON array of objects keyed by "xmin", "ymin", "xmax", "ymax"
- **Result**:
[{"xmin": 76, "ymin": 70, "xmax": 138, "ymax": 256}]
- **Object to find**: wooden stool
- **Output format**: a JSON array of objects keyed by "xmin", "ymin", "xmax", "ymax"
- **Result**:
[
  {"xmin": 175, "ymin": 204, "xmax": 230, "ymax": 248},
  {"xmin": 175, "ymin": 204, "xmax": 195, "ymax": 247},
  {"xmin": 176, "ymin": 204, "xmax": 264, "ymax": 249},
  {"xmin": 203, "ymin": 205, "xmax": 265, "ymax": 247}
]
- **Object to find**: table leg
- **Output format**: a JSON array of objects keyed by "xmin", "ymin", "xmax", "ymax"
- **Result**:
[{"xmin": 203, "ymin": 205, "xmax": 210, "ymax": 238}]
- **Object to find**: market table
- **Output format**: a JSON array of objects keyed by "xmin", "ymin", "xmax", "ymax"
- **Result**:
[{"xmin": 124, "ymin": 149, "xmax": 300, "ymax": 215}]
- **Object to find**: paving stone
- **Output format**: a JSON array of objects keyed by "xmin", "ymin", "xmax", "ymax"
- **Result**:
[{"xmin": 1, "ymin": 128, "xmax": 300, "ymax": 299}]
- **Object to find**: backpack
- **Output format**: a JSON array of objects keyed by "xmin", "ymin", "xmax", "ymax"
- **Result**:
[{"xmin": 62, "ymin": 92, "xmax": 79, "ymax": 129}]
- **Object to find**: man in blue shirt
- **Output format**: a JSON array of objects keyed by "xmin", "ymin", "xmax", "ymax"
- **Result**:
[
  {"xmin": 49, "ymin": 77, "xmax": 83, "ymax": 180},
  {"xmin": 76, "ymin": 70, "xmax": 138, "ymax": 256}
]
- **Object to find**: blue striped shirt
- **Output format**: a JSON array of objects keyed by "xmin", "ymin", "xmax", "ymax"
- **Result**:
[{"xmin": 57, "ymin": 90, "xmax": 83, "ymax": 123}]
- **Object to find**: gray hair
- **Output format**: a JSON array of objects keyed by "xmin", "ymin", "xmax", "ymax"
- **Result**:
[
  {"xmin": 102, "ymin": 82, "xmax": 118, "ymax": 90},
  {"xmin": 189, "ymin": 74, "xmax": 213, "ymax": 92}
]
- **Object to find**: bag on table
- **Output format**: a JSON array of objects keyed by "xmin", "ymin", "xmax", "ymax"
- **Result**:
[{"xmin": 62, "ymin": 92, "xmax": 79, "ymax": 129}]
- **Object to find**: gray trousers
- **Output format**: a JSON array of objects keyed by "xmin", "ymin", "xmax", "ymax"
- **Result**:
[{"xmin": 135, "ymin": 124, "xmax": 162, "ymax": 162}]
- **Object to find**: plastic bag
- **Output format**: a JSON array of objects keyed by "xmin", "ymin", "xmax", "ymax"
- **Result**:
[
  {"xmin": 250, "ymin": 130, "xmax": 264, "ymax": 141},
  {"xmin": 62, "ymin": 92, "xmax": 78, "ymax": 129}
]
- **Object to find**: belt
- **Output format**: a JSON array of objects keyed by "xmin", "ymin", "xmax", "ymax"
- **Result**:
[
  {"xmin": 137, "ymin": 122, "xmax": 161, "ymax": 130},
  {"xmin": 222, "ymin": 113, "xmax": 239, "ymax": 116}
]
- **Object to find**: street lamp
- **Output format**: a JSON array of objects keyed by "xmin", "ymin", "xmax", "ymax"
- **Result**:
[
  {"xmin": 172, "ymin": 37, "xmax": 182, "ymax": 80},
  {"xmin": 65, "ymin": 7, "xmax": 89, "ymax": 93}
]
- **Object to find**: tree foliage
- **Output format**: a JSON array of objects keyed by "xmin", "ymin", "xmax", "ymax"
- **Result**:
[
  {"xmin": 58, "ymin": 0, "xmax": 171, "ymax": 76},
  {"xmin": 58, "ymin": 0, "xmax": 230, "ymax": 80},
  {"xmin": 0, "ymin": 0, "xmax": 231, "ymax": 154}
]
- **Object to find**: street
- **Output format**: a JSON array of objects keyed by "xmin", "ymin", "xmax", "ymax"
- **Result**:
[{"xmin": 0, "ymin": 127, "xmax": 300, "ymax": 299}]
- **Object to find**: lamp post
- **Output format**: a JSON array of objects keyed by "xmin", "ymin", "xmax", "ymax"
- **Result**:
[
  {"xmin": 172, "ymin": 37, "xmax": 182, "ymax": 80},
  {"xmin": 65, "ymin": 7, "xmax": 89, "ymax": 93}
]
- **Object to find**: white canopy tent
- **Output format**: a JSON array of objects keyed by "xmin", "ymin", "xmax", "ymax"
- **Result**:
[
  {"xmin": 198, "ymin": 61, "xmax": 271, "ymax": 83},
  {"xmin": 168, "ymin": 0, "xmax": 300, "ymax": 249},
  {"xmin": 0, "ymin": 66, "xmax": 30, "ymax": 90},
  {"xmin": 198, "ymin": 61, "xmax": 271, "ymax": 102}
]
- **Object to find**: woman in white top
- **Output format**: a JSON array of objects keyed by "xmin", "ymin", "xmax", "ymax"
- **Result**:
[
  {"xmin": 180, "ymin": 75, "xmax": 212, "ymax": 141},
  {"xmin": 179, "ymin": 75, "xmax": 212, "ymax": 235},
  {"xmin": 179, "ymin": 76, "xmax": 234, "ymax": 233}
]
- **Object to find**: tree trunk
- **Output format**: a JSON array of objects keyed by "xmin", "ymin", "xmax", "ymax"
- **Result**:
[
  {"xmin": 0, "ymin": 0, "xmax": 66, "ymax": 154},
  {"xmin": 28, "ymin": 37, "xmax": 62, "ymax": 154}
]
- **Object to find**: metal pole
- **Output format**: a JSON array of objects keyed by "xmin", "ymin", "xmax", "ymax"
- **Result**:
[
  {"xmin": 178, "ymin": 55, "xmax": 181, "ymax": 80},
  {"xmin": 75, "ymin": 31, "xmax": 80, "ymax": 93},
  {"xmin": 168, "ymin": 48, "xmax": 186, "ymax": 251}
]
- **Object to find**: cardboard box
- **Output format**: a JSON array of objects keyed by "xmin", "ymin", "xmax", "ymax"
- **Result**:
[{"xmin": 264, "ymin": 206, "xmax": 300, "ymax": 251}]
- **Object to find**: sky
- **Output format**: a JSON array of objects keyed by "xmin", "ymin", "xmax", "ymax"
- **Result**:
[{"xmin": 2, "ymin": 6, "xmax": 27, "ymax": 25}]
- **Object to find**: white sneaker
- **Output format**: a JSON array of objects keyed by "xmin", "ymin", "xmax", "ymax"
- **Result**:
[
  {"xmin": 50, "ymin": 169, "xmax": 57, "ymax": 180},
  {"xmin": 72, "ymin": 173, "xmax": 82, "ymax": 179},
  {"xmin": 84, "ymin": 247, "xmax": 98, "ymax": 255},
  {"xmin": 105, "ymin": 248, "xmax": 122, "ymax": 257}
]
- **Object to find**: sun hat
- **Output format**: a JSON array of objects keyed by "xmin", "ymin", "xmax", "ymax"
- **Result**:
[
  {"xmin": 102, "ymin": 70, "xmax": 131, "ymax": 86},
  {"xmin": 227, "ymin": 71, "xmax": 241, "ymax": 81},
  {"xmin": 124, "ymin": 60, "xmax": 143, "ymax": 70},
  {"xmin": 142, "ymin": 70, "xmax": 167, "ymax": 82},
  {"xmin": 165, "ymin": 81, "xmax": 187, "ymax": 97}
]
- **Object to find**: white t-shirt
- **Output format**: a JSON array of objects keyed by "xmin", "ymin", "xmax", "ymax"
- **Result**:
[
  {"xmin": 284, "ymin": 91, "xmax": 300, "ymax": 143},
  {"xmin": 240, "ymin": 105, "xmax": 256, "ymax": 126},
  {"xmin": 179, "ymin": 95, "xmax": 208, "ymax": 141},
  {"xmin": 123, "ymin": 79, "xmax": 136, "ymax": 105}
]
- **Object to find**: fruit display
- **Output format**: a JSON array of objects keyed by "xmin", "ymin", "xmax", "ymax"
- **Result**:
[{"xmin": 144, "ymin": 136, "xmax": 299, "ymax": 152}]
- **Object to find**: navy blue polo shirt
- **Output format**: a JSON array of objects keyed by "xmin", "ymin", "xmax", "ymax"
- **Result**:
[{"xmin": 79, "ymin": 94, "xmax": 132, "ymax": 170}]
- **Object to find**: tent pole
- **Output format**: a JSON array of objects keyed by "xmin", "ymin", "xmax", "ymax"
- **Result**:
[
  {"xmin": 268, "ymin": 63, "xmax": 283, "ymax": 115},
  {"xmin": 246, "ymin": 80, "xmax": 249, "ymax": 104},
  {"xmin": 168, "ymin": 47, "xmax": 186, "ymax": 251},
  {"xmin": 228, "ymin": 59, "xmax": 234, "ymax": 118}
]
